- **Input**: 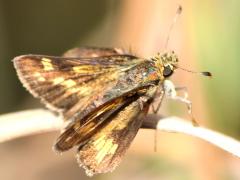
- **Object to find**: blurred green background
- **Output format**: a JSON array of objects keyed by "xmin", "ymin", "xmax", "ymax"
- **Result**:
[
  {"xmin": 1, "ymin": 0, "xmax": 240, "ymax": 180},
  {"xmin": 192, "ymin": 0, "xmax": 240, "ymax": 135}
]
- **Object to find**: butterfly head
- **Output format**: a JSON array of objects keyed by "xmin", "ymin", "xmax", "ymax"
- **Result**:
[
  {"xmin": 153, "ymin": 51, "xmax": 178, "ymax": 78},
  {"xmin": 153, "ymin": 50, "xmax": 212, "ymax": 79}
]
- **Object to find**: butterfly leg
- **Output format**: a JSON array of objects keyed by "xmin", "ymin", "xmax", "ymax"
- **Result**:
[
  {"xmin": 163, "ymin": 80, "xmax": 199, "ymax": 126},
  {"xmin": 151, "ymin": 88, "xmax": 165, "ymax": 114},
  {"xmin": 138, "ymin": 89, "xmax": 162, "ymax": 152}
]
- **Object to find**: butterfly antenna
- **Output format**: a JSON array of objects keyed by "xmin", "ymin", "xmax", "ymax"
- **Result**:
[
  {"xmin": 164, "ymin": 5, "xmax": 182, "ymax": 50},
  {"xmin": 176, "ymin": 65, "xmax": 212, "ymax": 77}
]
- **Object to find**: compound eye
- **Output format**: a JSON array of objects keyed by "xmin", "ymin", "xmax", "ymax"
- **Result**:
[{"xmin": 163, "ymin": 65, "xmax": 174, "ymax": 77}]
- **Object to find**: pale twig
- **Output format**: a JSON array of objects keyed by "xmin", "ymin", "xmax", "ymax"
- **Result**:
[
  {"xmin": 157, "ymin": 117, "xmax": 240, "ymax": 158},
  {"xmin": 0, "ymin": 109, "xmax": 63, "ymax": 143},
  {"xmin": 0, "ymin": 109, "xmax": 240, "ymax": 159}
]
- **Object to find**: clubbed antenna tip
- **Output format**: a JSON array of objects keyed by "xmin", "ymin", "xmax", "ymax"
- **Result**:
[
  {"xmin": 177, "ymin": 5, "xmax": 182, "ymax": 14},
  {"xmin": 201, "ymin": 71, "xmax": 212, "ymax": 77}
]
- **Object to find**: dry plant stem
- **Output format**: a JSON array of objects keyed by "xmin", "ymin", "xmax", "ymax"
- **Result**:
[
  {"xmin": 0, "ymin": 109, "xmax": 63, "ymax": 143},
  {"xmin": 0, "ymin": 109, "xmax": 240, "ymax": 159},
  {"xmin": 157, "ymin": 117, "xmax": 240, "ymax": 158}
]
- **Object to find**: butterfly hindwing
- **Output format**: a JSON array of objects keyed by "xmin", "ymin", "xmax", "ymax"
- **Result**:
[
  {"xmin": 53, "ymin": 94, "xmax": 139, "ymax": 151},
  {"xmin": 76, "ymin": 86, "xmax": 157, "ymax": 176}
]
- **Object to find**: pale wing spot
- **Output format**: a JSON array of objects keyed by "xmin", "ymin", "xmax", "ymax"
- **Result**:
[
  {"xmin": 42, "ymin": 57, "xmax": 51, "ymax": 62},
  {"xmin": 41, "ymin": 58, "xmax": 54, "ymax": 71},
  {"xmin": 61, "ymin": 79, "xmax": 76, "ymax": 88},
  {"xmin": 109, "ymin": 144, "xmax": 118, "ymax": 154},
  {"xmin": 38, "ymin": 76, "xmax": 46, "ymax": 82},
  {"xmin": 52, "ymin": 78, "xmax": 77, "ymax": 88},
  {"xmin": 33, "ymin": 72, "xmax": 46, "ymax": 82},
  {"xmin": 33, "ymin": 72, "xmax": 41, "ymax": 77},
  {"xmin": 73, "ymin": 65, "xmax": 101, "ymax": 74},
  {"xmin": 78, "ymin": 86, "xmax": 92, "ymax": 96},
  {"xmin": 65, "ymin": 136, "xmax": 72, "ymax": 142},
  {"xmin": 104, "ymin": 139, "xmax": 115, "ymax": 154},
  {"xmin": 114, "ymin": 48, "xmax": 125, "ymax": 54},
  {"xmin": 53, "ymin": 77, "xmax": 65, "ymax": 85},
  {"xmin": 91, "ymin": 53, "xmax": 98, "ymax": 57},
  {"xmin": 67, "ymin": 87, "xmax": 80, "ymax": 93},
  {"xmin": 96, "ymin": 149, "xmax": 107, "ymax": 164},
  {"xmin": 93, "ymin": 135, "xmax": 106, "ymax": 150},
  {"xmin": 73, "ymin": 66, "xmax": 92, "ymax": 73},
  {"xmin": 93, "ymin": 136, "xmax": 118, "ymax": 164}
]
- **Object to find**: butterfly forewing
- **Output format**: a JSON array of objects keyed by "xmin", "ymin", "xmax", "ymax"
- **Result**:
[{"xmin": 13, "ymin": 54, "xmax": 138, "ymax": 114}]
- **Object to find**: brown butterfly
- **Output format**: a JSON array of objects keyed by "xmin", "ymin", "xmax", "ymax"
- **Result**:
[
  {"xmin": 12, "ymin": 46, "xmax": 177, "ymax": 174},
  {"xmin": 13, "ymin": 7, "xmax": 211, "ymax": 176}
]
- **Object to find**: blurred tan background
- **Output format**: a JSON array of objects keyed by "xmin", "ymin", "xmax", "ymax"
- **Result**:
[{"xmin": 1, "ymin": 0, "xmax": 240, "ymax": 179}]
